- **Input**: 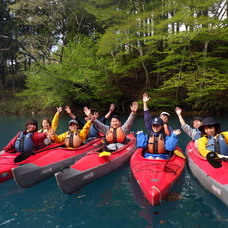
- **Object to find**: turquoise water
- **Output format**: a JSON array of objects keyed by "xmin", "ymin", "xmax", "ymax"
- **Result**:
[{"xmin": 0, "ymin": 113, "xmax": 228, "ymax": 228}]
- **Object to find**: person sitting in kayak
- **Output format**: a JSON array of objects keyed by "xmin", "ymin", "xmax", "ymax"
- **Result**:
[
  {"xmin": 144, "ymin": 117, "xmax": 181, "ymax": 159},
  {"xmin": 50, "ymin": 113, "xmax": 98, "ymax": 148},
  {"xmin": 83, "ymin": 103, "xmax": 115, "ymax": 140},
  {"xmin": 38, "ymin": 106, "xmax": 64, "ymax": 145},
  {"xmin": 143, "ymin": 93, "xmax": 172, "ymax": 135},
  {"xmin": 88, "ymin": 102, "xmax": 138, "ymax": 151},
  {"xmin": 0, "ymin": 118, "xmax": 50, "ymax": 155},
  {"xmin": 175, "ymin": 107, "xmax": 202, "ymax": 141},
  {"xmin": 198, "ymin": 117, "xmax": 228, "ymax": 158}
]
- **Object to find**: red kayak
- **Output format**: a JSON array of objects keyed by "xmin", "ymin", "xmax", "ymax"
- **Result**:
[
  {"xmin": 12, "ymin": 138, "xmax": 103, "ymax": 188},
  {"xmin": 130, "ymin": 148, "xmax": 186, "ymax": 206},
  {"xmin": 0, "ymin": 142, "xmax": 63, "ymax": 183},
  {"xmin": 186, "ymin": 141, "xmax": 228, "ymax": 207},
  {"xmin": 55, "ymin": 133, "xmax": 136, "ymax": 194}
]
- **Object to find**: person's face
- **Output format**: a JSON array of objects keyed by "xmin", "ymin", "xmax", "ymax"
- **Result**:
[
  {"xmin": 204, "ymin": 126, "xmax": 215, "ymax": 136},
  {"xmin": 193, "ymin": 120, "xmax": 202, "ymax": 129},
  {"xmin": 152, "ymin": 124, "xmax": 163, "ymax": 133},
  {"xmin": 160, "ymin": 114, "xmax": 169, "ymax": 123},
  {"xmin": 69, "ymin": 123, "xmax": 77, "ymax": 131},
  {"xmin": 42, "ymin": 120, "xmax": 51, "ymax": 129},
  {"xmin": 110, "ymin": 118, "xmax": 121, "ymax": 128},
  {"xmin": 26, "ymin": 124, "xmax": 37, "ymax": 132}
]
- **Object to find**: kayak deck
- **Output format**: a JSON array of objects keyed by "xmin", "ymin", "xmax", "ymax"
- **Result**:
[
  {"xmin": 186, "ymin": 141, "xmax": 228, "ymax": 207},
  {"xmin": 131, "ymin": 148, "xmax": 186, "ymax": 206},
  {"xmin": 55, "ymin": 133, "xmax": 136, "ymax": 194}
]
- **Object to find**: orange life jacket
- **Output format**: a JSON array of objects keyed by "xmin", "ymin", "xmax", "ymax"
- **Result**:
[
  {"xmin": 147, "ymin": 133, "xmax": 166, "ymax": 154},
  {"xmin": 105, "ymin": 127, "xmax": 126, "ymax": 144},
  {"xmin": 65, "ymin": 131, "xmax": 82, "ymax": 148}
]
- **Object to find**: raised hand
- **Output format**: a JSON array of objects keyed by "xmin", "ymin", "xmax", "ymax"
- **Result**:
[
  {"xmin": 65, "ymin": 105, "xmax": 72, "ymax": 114},
  {"xmin": 110, "ymin": 103, "xmax": 115, "ymax": 112},
  {"xmin": 83, "ymin": 107, "xmax": 92, "ymax": 118},
  {"xmin": 56, "ymin": 107, "xmax": 63, "ymax": 113},
  {"xmin": 175, "ymin": 107, "xmax": 182, "ymax": 116},
  {"xmin": 173, "ymin": 129, "xmax": 181, "ymax": 135},
  {"xmin": 91, "ymin": 112, "xmax": 99, "ymax": 122},
  {"xmin": 130, "ymin": 102, "xmax": 138, "ymax": 113},
  {"xmin": 143, "ymin": 93, "xmax": 150, "ymax": 103}
]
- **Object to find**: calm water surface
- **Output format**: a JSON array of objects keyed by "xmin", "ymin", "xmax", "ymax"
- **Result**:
[{"xmin": 0, "ymin": 113, "xmax": 228, "ymax": 228}]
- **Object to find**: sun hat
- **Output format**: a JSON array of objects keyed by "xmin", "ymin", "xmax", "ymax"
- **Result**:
[
  {"xmin": 198, "ymin": 117, "xmax": 220, "ymax": 133},
  {"xmin": 151, "ymin": 117, "xmax": 164, "ymax": 126},
  {"xmin": 68, "ymin": 119, "xmax": 78, "ymax": 125}
]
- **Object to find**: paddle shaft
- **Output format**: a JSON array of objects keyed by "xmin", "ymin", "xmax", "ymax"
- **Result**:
[{"xmin": 14, "ymin": 144, "xmax": 63, "ymax": 163}]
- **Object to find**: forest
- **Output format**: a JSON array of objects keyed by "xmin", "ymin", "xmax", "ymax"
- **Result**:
[{"xmin": 0, "ymin": 0, "xmax": 227, "ymax": 114}]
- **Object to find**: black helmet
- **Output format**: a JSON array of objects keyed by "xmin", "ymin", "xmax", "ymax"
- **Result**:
[{"xmin": 151, "ymin": 117, "xmax": 164, "ymax": 125}]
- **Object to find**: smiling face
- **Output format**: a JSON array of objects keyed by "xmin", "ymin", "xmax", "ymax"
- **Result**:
[
  {"xmin": 152, "ymin": 124, "xmax": 163, "ymax": 133},
  {"xmin": 110, "ymin": 118, "xmax": 121, "ymax": 129},
  {"xmin": 42, "ymin": 119, "xmax": 51, "ymax": 130},
  {"xmin": 193, "ymin": 120, "xmax": 202, "ymax": 129},
  {"xmin": 204, "ymin": 125, "xmax": 216, "ymax": 136},
  {"xmin": 69, "ymin": 123, "xmax": 78, "ymax": 131},
  {"xmin": 26, "ymin": 123, "xmax": 37, "ymax": 132}
]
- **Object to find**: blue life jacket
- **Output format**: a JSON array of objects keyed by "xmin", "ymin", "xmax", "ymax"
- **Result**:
[
  {"xmin": 206, "ymin": 134, "xmax": 228, "ymax": 155},
  {"xmin": 15, "ymin": 132, "xmax": 35, "ymax": 153},
  {"xmin": 194, "ymin": 129, "xmax": 201, "ymax": 140}
]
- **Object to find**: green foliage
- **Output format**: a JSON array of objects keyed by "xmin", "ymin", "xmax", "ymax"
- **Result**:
[
  {"xmin": 1, "ymin": 0, "xmax": 228, "ymax": 113},
  {"xmin": 17, "ymin": 36, "xmax": 120, "ymax": 112}
]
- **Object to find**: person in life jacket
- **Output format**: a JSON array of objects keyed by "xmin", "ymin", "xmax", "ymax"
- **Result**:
[
  {"xmin": 38, "ymin": 107, "xmax": 63, "ymax": 145},
  {"xmin": 83, "ymin": 103, "xmax": 115, "ymax": 140},
  {"xmin": 51, "ymin": 112, "xmax": 98, "ymax": 148},
  {"xmin": 144, "ymin": 117, "xmax": 181, "ymax": 159},
  {"xmin": 175, "ymin": 107, "xmax": 202, "ymax": 143},
  {"xmin": 198, "ymin": 117, "xmax": 228, "ymax": 158},
  {"xmin": 91, "ymin": 102, "xmax": 138, "ymax": 151},
  {"xmin": 143, "ymin": 93, "xmax": 173, "ymax": 136},
  {"xmin": 0, "ymin": 118, "xmax": 49, "ymax": 154}
]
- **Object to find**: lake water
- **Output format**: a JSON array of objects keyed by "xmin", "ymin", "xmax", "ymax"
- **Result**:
[{"xmin": 0, "ymin": 113, "xmax": 228, "ymax": 228}]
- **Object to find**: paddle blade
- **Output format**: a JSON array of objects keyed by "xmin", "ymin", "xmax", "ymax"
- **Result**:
[
  {"xmin": 206, "ymin": 152, "xmax": 222, "ymax": 168},
  {"xmin": 99, "ymin": 151, "xmax": 111, "ymax": 157},
  {"xmin": 174, "ymin": 150, "xmax": 186, "ymax": 159},
  {"xmin": 14, "ymin": 151, "xmax": 34, "ymax": 163}
]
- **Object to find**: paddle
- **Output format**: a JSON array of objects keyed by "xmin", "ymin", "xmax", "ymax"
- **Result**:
[
  {"xmin": 99, "ymin": 151, "xmax": 111, "ymax": 157},
  {"xmin": 14, "ymin": 143, "xmax": 63, "ymax": 163},
  {"xmin": 206, "ymin": 152, "xmax": 223, "ymax": 168},
  {"xmin": 174, "ymin": 150, "xmax": 186, "ymax": 159}
]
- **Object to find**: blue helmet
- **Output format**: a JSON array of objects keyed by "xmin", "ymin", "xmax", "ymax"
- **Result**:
[{"xmin": 151, "ymin": 117, "xmax": 164, "ymax": 125}]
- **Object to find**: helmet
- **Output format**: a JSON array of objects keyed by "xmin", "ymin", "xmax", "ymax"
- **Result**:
[{"xmin": 151, "ymin": 117, "xmax": 164, "ymax": 125}]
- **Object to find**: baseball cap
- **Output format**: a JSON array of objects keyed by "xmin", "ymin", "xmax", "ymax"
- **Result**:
[{"xmin": 68, "ymin": 120, "xmax": 78, "ymax": 125}]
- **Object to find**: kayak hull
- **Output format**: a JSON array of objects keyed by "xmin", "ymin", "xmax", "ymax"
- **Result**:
[
  {"xmin": 55, "ymin": 133, "xmax": 136, "ymax": 194},
  {"xmin": 12, "ymin": 138, "xmax": 103, "ymax": 188},
  {"xmin": 130, "ymin": 148, "xmax": 186, "ymax": 206},
  {"xmin": 0, "ymin": 143, "xmax": 63, "ymax": 184},
  {"xmin": 186, "ymin": 141, "xmax": 228, "ymax": 207}
]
